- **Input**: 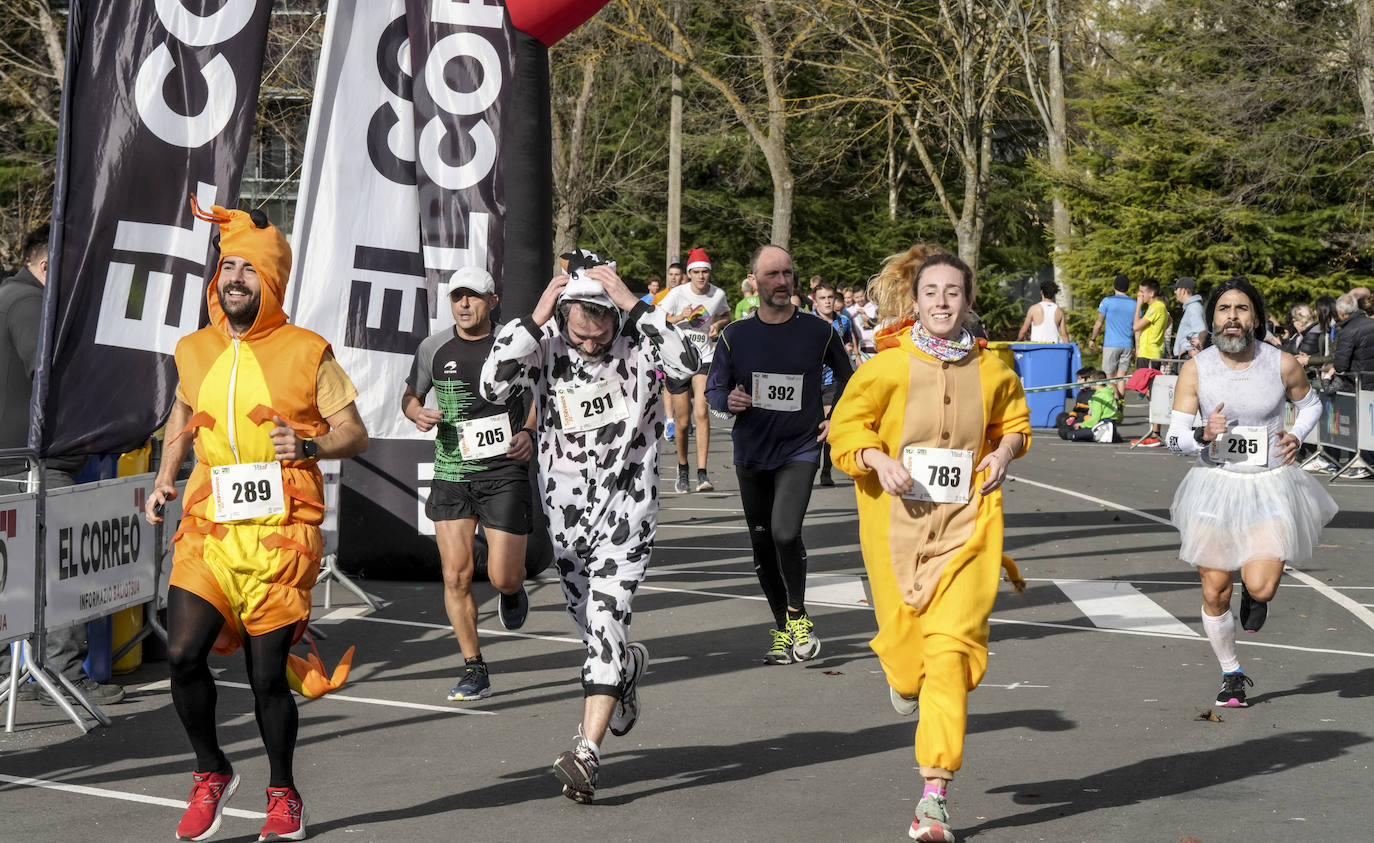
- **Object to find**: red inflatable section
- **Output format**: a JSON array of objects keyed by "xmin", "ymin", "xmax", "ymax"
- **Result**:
[{"xmin": 507, "ymin": 0, "xmax": 610, "ymax": 46}]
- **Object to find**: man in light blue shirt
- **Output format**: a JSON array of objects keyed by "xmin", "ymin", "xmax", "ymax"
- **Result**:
[
  {"xmin": 1089, "ymin": 274, "xmax": 1137, "ymax": 395},
  {"xmin": 1172, "ymin": 276, "xmax": 1205, "ymax": 358}
]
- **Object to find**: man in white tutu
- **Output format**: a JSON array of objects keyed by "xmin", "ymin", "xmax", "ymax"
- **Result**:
[{"xmin": 1166, "ymin": 277, "xmax": 1337, "ymax": 708}]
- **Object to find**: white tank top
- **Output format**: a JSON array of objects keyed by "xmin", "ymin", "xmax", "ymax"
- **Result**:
[
  {"xmin": 1194, "ymin": 342, "xmax": 1286, "ymax": 472},
  {"xmin": 1030, "ymin": 301, "xmax": 1060, "ymax": 342}
]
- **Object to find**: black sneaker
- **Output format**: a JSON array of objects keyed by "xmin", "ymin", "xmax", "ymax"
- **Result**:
[
  {"xmin": 40, "ymin": 676, "xmax": 125, "ymax": 706},
  {"xmin": 695, "ymin": 470, "xmax": 714, "ymax": 492},
  {"xmin": 1239, "ymin": 584, "xmax": 1267, "ymax": 633},
  {"xmin": 498, "ymin": 586, "xmax": 529, "ymax": 630},
  {"xmin": 1216, "ymin": 671, "xmax": 1254, "ymax": 708},
  {"xmin": 818, "ymin": 472, "xmax": 835, "ymax": 487}
]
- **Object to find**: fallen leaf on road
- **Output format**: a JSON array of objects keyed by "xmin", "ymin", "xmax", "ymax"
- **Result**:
[
  {"xmin": 1195, "ymin": 710, "xmax": 1221, "ymax": 722},
  {"xmin": 822, "ymin": 670, "xmax": 843, "ymax": 676}
]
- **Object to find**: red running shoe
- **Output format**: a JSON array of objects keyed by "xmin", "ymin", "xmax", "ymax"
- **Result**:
[
  {"xmin": 258, "ymin": 787, "xmax": 308, "ymax": 841},
  {"xmin": 175, "ymin": 768, "xmax": 239, "ymax": 841}
]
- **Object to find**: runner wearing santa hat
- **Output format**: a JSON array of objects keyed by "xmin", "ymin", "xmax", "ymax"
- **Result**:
[{"xmin": 659, "ymin": 247, "xmax": 732, "ymax": 493}]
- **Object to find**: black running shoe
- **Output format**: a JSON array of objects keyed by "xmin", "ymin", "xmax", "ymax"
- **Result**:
[
  {"xmin": 499, "ymin": 586, "xmax": 529, "ymax": 630},
  {"xmin": 1239, "ymin": 584, "xmax": 1267, "ymax": 633},
  {"xmin": 1216, "ymin": 671, "xmax": 1254, "ymax": 708}
]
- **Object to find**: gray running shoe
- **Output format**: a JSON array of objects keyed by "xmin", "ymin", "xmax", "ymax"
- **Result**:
[
  {"xmin": 675, "ymin": 466, "xmax": 690, "ymax": 494},
  {"xmin": 696, "ymin": 471, "xmax": 714, "ymax": 492},
  {"xmin": 553, "ymin": 727, "xmax": 600, "ymax": 804},
  {"xmin": 785, "ymin": 614, "xmax": 820, "ymax": 661},
  {"xmin": 608, "ymin": 642, "xmax": 648, "ymax": 737},
  {"xmin": 763, "ymin": 627, "xmax": 795, "ymax": 665},
  {"xmin": 909, "ymin": 793, "xmax": 955, "ymax": 841}
]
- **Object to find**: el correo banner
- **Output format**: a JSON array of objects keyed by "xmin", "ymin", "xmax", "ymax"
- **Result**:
[
  {"xmin": 288, "ymin": 0, "xmax": 449, "ymax": 442},
  {"xmin": 404, "ymin": 0, "xmax": 516, "ymax": 295},
  {"xmin": 43, "ymin": 476, "xmax": 158, "ymax": 628},
  {"xmin": 34, "ymin": 0, "xmax": 274, "ymax": 457},
  {"xmin": 0, "ymin": 493, "xmax": 39, "ymax": 648}
]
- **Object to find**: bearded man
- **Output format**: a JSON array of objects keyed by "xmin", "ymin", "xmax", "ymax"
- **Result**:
[{"xmin": 1165, "ymin": 277, "xmax": 1336, "ymax": 708}]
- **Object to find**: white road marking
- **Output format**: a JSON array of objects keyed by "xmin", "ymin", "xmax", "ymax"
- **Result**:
[
  {"xmin": 213, "ymin": 681, "xmax": 495, "ymax": 715},
  {"xmin": 657, "ymin": 523, "xmax": 748, "ymax": 531},
  {"xmin": 314, "ymin": 605, "xmax": 372, "ymax": 623},
  {"xmin": 1010, "ymin": 475, "xmax": 1374, "ymax": 635},
  {"xmin": 351, "ymin": 614, "xmax": 582, "ymax": 645},
  {"xmin": 806, "ymin": 574, "xmax": 870, "ymax": 607},
  {"xmin": 0, "ymin": 772, "xmax": 265, "ymax": 819},
  {"xmin": 1054, "ymin": 579, "xmax": 1199, "ymax": 638}
]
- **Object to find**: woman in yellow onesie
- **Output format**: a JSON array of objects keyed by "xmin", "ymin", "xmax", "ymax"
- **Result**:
[{"xmin": 828, "ymin": 252, "xmax": 1030, "ymax": 843}]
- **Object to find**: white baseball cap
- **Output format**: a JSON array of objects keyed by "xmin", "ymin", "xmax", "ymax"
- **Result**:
[{"xmin": 448, "ymin": 265, "xmax": 496, "ymax": 297}]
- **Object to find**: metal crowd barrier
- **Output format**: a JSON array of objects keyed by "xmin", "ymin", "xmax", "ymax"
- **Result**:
[{"xmin": 1, "ymin": 452, "xmax": 169, "ymax": 733}]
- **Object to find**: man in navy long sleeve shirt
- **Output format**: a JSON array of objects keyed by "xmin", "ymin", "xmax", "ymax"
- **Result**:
[{"xmin": 706, "ymin": 244, "xmax": 853, "ymax": 665}]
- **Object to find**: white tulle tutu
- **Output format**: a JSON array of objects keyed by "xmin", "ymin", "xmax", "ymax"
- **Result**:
[{"xmin": 1170, "ymin": 464, "xmax": 1338, "ymax": 569}]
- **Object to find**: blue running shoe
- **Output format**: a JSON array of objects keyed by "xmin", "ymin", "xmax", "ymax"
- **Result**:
[{"xmin": 447, "ymin": 662, "xmax": 491, "ymax": 701}]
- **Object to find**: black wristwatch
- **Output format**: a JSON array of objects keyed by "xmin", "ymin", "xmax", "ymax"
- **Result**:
[
  {"xmin": 1193, "ymin": 427, "xmax": 1209, "ymax": 445},
  {"xmin": 301, "ymin": 438, "xmax": 319, "ymax": 460}
]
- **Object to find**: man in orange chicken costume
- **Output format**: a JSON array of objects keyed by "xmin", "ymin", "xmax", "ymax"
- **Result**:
[
  {"xmin": 828, "ymin": 251, "xmax": 1030, "ymax": 843},
  {"xmin": 145, "ymin": 200, "xmax": 368, "ymax": 842}
]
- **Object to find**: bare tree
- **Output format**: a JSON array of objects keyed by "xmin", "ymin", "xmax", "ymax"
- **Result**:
[
  {"xmin": 0, "ymin": 1, "xmax": 66, "ymax": 258},
  {"xmin": 801, "ymin": 0, "xmax": 1021, "ymax": 273},
  {"xmin": 1006, "ymin": 0, "xmax": 1073, "ymax": 304},
  {"xmin": 605, "ymin": 0, "xmax": 821, "ymax": 249},
  {"xmin": 550, "ymin": 15, "xmax": 668, "ymax": 261}
]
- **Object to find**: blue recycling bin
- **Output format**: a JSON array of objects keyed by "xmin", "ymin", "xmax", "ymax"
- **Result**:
[{"xmin": 1004, "ymin": 343, "xmax": 1082, "ymax": 428}]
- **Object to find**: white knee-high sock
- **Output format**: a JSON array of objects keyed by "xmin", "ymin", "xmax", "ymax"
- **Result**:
[{"xmin": 1201, "ymin": 607, "xmax": 1240, "ymax": 673}]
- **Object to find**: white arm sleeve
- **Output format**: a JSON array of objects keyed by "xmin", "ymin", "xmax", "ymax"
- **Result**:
[
  {"xmin": 1166, "ymin": 410, "xmax": 1202, "ymax": 456},
  {"xmin": 1288, "ymin": 387, "xmax": 1322, "ymax": 444}
]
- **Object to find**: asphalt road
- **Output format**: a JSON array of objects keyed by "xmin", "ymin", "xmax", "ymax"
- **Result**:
[{"xmin": 2, "ymin": 406, "xmax": 1371, "ymax": 842}]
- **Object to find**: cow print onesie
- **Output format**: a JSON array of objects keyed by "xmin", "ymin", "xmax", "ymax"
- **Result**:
[{"xmin": 481, "ymin": 300, "xmax": 699, "ymax": 696}]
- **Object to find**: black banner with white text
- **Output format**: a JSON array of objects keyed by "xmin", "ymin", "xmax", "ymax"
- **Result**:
[{"xmin": 34, "ymin": 0, "xmax": 273, "ymax": 457}]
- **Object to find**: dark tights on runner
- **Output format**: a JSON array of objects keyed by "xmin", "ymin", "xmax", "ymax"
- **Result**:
[
  {"xmin": 736, "ymin": 461, "xmax": 817, "ymax": 628},
  {"xmin": 167, "ymin": 586, "xmax": 299, "ymax": 789}
]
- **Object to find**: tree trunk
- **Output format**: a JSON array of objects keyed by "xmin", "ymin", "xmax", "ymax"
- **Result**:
[
  {"xmin": 887, "ymin": 118, "xmax": 899, "ymax": 220},
  {"xmin": 1356, "ymin": 0, "xmax": 1374, "ymax": 144},
  {"xmin": 1046, "ymin": 0, "xmax": 1073, "ymax": 309},
  {"xmin": 666, "ymin": 2, "xmax": 684, "ymax": 266}
]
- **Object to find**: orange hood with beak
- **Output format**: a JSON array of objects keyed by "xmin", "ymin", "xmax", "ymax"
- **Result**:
[{"xmin": 192, "ymin": 197, "xmax": 292, "ymax": 341}]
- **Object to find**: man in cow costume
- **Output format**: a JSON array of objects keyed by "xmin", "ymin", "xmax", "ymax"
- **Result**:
[{"xmin": 481, "ymin": 250, "xmax": 698, "ymax": 803}]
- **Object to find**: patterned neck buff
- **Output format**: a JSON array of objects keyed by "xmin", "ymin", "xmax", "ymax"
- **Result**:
[{"xmin": 911, "ymin": 320, "xmax": 974, "ymax": 362}]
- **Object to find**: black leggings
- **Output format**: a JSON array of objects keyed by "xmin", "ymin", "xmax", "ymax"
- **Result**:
[
  {"xmin": 167, "ymin": 587, "xmax": 299, "ymax": 789},
  {"xmin": 736, "ymin": 461, "xmax": 817, "ymax": 628}
]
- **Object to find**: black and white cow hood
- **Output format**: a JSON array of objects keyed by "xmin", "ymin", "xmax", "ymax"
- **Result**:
[{"xmin": 555, "ymin": 249, "xmax": 623, "ymax": 336}]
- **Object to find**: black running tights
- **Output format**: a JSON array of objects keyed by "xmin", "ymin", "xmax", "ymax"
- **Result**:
[
  {"xmin": 167, "ymin": 586, "xmax": 298, "ymax": 789},
  {"xmin": 735, "ymin": 461, "xmax": 817, "ymax": 628}
]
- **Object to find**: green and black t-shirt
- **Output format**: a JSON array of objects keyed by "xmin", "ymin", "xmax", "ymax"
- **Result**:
[{"xmin": 407, "ymin": 326, "xmax": 528, "ymax": 483}]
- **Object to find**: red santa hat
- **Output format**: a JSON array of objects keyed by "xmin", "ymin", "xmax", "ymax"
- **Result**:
[{"xmin": 686, "ymin": 247, "xmax": 711, "ymax": 272}]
